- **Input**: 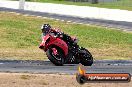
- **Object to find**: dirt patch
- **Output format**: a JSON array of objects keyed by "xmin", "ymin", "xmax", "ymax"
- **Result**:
[{"xmin": 0, "ymin": 73, "xmax": 131, "ymax": 87}]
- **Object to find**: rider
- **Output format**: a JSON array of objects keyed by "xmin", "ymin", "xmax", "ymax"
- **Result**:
[{"xmin": 40, "ymin": 24, "xmax": 79, "ymax": 50}]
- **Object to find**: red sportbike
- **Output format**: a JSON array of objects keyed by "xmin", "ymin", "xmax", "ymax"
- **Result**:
[{"xmin": 39, "ymin": 33, "xmax": 93, "ymax": 66}]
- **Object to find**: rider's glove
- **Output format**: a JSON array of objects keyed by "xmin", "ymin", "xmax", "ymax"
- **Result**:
[
  {"xmin": 56, "ymin": 32, "xmax": 63, "ymax": 38},
  {"xmin": 39, "ymin": 45, "xmax": 44, "ymax": 49}
]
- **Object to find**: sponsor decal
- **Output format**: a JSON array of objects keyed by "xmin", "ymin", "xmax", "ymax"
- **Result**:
[{"xmin": 76, "ymin": 64, "xmax": 131, "ymax": 84}]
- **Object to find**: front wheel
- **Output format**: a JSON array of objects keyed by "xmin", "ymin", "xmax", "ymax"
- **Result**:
[
  {"xmin": 79, "ymin": 48, "xmax": 93, "ymax": 66},
  {"xmin": 46, "ymin": 47, "xmax": 65, "ymax": 66}
]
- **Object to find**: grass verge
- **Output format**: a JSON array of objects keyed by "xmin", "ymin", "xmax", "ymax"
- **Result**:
[{"xmin": 0, "ymin": 12, "xmax": 132, "ymax": 60}]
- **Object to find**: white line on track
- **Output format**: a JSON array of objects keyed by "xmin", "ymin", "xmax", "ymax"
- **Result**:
[
  {"xmin": 42, "ymin": 17, "xmax": 48, "ymax": 19},
  {"xmin": 55, "ymin": 19, "xmax": 60, "ymax": 21},
  {"xmin": 23, "ymin": 14, "xmax": 29, "ymax": 16},
  {"xmin": 61, "ymin": 20, "xmax": 64, "ymax": 22},
  {"xmin": 49, "ymin": 18, "xmax": 55, "ymax": 20},
  {"xmin": 67, "ymin": 21, "xmax": 72, "ymax": 23},
  {"xmin": 36, "ymin": 16, "xmax": 42, "ymax": 18}
]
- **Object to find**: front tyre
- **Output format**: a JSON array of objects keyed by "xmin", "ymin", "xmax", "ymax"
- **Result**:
[
  {"xmin": 46, "ymin": 47, "xmax": 64, "ymax": 66},
  {"xmin": 80, "ymin": 48, "xmax": 93, "ymax": 66}
]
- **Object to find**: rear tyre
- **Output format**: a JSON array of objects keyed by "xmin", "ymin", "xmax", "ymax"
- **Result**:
[
  {"xmin": 80, "ymin": 48, "xmax": 93, "ymax": 66},
  {"xmin": 46, "ymin": 47, "xmax": 64, "ymax": 66}
]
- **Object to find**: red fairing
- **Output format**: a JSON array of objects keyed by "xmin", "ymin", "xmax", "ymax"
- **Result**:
[
  {"xmin": 40, "ymin": 34, "xmax": 68, "ymax": 56},
  {"xmin": 47, "ymin": 38, "xmax": 68, "ymax": 56},
  {"xmin": 39, "ymin": 35, "xmax": 50, "ymax": 47}
]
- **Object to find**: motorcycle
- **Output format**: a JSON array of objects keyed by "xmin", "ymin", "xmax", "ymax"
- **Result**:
[{"xmin": 39, "ymin": 33, "xmax": 93, "ymax": 66}]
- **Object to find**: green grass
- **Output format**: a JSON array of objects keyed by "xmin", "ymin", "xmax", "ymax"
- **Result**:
[
  {"xmin": 26, "ymin": 0, "xmax": 132, "ymax": 10},
  {"xmin": 0, "ymin": 12, "xmax": 132, "ymax": 60}
]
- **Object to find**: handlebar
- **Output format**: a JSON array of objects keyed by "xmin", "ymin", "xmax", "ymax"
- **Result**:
[{"xmin": 49, "ymin": 32, "xmax": 63, "ymax": 38}]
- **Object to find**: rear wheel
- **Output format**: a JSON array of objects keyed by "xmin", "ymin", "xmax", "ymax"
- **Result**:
[
  {"xmin": 46, "ymin": 47, "xmax": 65, "ymax": 66},
  {"xmin": 80, "ymin": 48, "xmax": 93, "ymax": 66}
]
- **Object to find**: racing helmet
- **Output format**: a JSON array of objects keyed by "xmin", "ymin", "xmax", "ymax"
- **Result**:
[{"xmin": 41, "ymin": 24, "xmax": 51, "ymax": 33}]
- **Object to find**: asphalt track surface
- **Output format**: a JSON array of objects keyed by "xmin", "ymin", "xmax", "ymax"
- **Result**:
[
  {"xmin": 0, "ymin": 7, "xmax": 132, "ymax": 75},
  {"xmin": 0, "ymin": 60, "xmax": 132, "ymax": 75},
  {"xmin": 0, "ymin": 7, "xmax": 132, "ymax": 31}
]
